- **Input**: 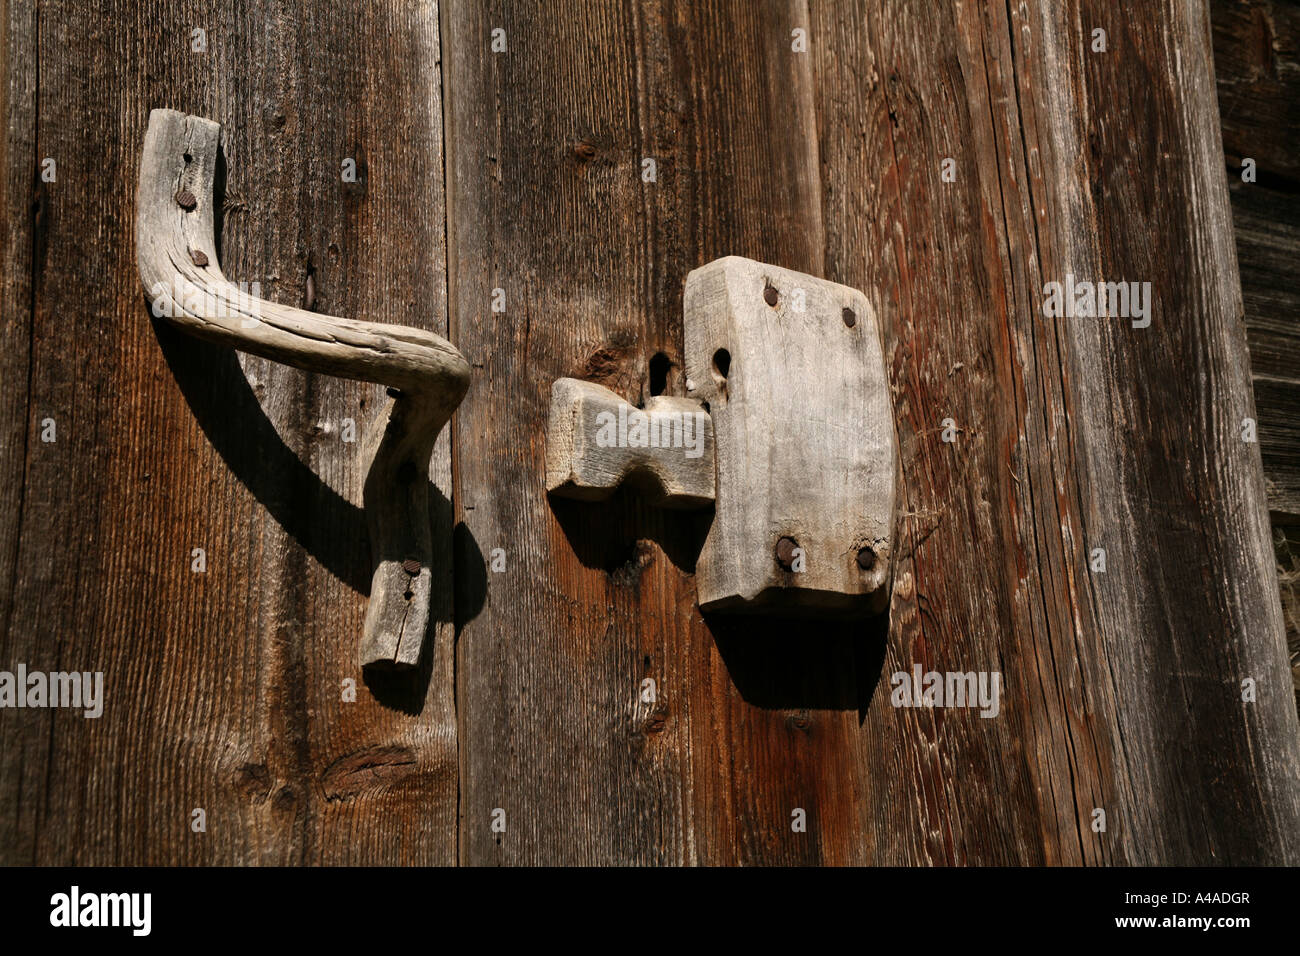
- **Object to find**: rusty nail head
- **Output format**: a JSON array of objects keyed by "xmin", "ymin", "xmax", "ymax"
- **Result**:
[
  {"xmin": 402, "ymin": 558, "xmax": 421, "ymax": 576},
  {"xmin": 775, "ymin": 536, "xmax": 799, "ymax": 569},
  {"xmin": 856, "ymin": 546, "xmax": 876, "ymax": 571},
  {"xmin": 190, "ymin": 248, "xmax": 208, "ymax": 267},
  {"xmin": 842, "ymin": 307, "xmax": 856, "ymax": 328},
  {"xmin": 763, "ymin": 285, "xmax": 779, "ymax": 307},
  {"xmin": 575, "ymin": 141, "xmax": 596, "ymax": 160},
  {"xmin": 175, "ymin": 189, "xmax": 197, "ymax": 210}
]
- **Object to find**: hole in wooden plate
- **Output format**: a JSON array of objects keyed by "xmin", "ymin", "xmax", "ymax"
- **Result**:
[
  {"xmin": 711, "ymin": 348, "xmax": 731, "ymax": 402},
  {"xmin": 712, "ymin": 348, "xmax": 731, "ymax": 380},
  {"xmin": 649, "ymin": 351, "xmax": 670, "ymax": 396}
]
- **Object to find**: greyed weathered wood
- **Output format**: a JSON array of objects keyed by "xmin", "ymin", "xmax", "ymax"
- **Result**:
[
  {"xmin": 1211, "ymin": 0, "xmax": 1300, "ymax": 709},
  {"xmin": 684, "ymin": 257, "xmax": 897, "ymax": 616},
  {"xmin": 815, "ymin": 0, "xmax": 1299, "ymax": 862},
  {"xmin": 0, "ymin": 1, "xmax": 458, "ymax": 864},
  {"xmin": 1211, "ymin": 0, "xmax": 1300, "ymax": 520},
  {"xmin": 546, "ymin": 378, "xmax": 715, "ymax": 506},
  {"xmin": 136, "ymin": 109, "xmax": 469, "ymax": 668},
  {"xmin": 1231, "ymin": 182, "xmax": 1300, "ymax": 518}
]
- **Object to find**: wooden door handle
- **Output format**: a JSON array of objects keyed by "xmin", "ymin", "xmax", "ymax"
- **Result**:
[
  {"xmin": 547, "ymin": 256, "xmax": 898, "ymax": 618},
  {"xmin": 136, "ymin": 108, "xmax": 469, "ymax": 670}
]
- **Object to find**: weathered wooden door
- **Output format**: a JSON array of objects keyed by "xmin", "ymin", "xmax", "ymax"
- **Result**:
[{"xmin": 2, "ymin": 0, "xmax": 1297, "ymax": 865}]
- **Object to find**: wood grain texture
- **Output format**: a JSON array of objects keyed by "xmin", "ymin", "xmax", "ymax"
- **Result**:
[
  {"xmin": 136, "ymin": 108, "xmax": 469, "ymax": 669},
  {"xmin": 1211, "ymin": 0, "xmax": 1300, "ymax": 707},
  {"xmin": 1231, "ymin": 183, "xmax": 1300, "ymax": 518},
  {"xmin": 1, "ymin": 0, "xmax": 1295, "ymax": 867},
  {"xmin": 816, "ymin": 0, "xmax": 1299, "ymax": 863},
  {"xmin": 1211, "ymin": 0, "xmax": 1300, "ymax": 520},
  {"xmin": 1212, "ymin": 0, "xmax": 1300, "ymax": 182},
  {"xmin": 684, "ymin": 256, "xmax": 896, "ymax": 616},
  {"xmin": 445, "ymin": 0, "xmax": 873, "ymax": 866},
  {"xmin": 545, "ymin": 377, "xmax": 715, "ymax": 506},
  {"xmin": 0, "ymin": 0, "xmax": 37, "ymax": 701},
  {"xmin": 446, "ymin": 0, "xmax": 1298, "ymax": 864},
  {"xmin": 0, "ymin": 0, "xmax": 458, "ymax": 864}
]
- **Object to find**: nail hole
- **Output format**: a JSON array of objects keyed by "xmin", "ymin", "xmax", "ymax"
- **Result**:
[
  {"xmin": 183, "ymin": 152, "xmax": 193, "ymax": 164},
  {"xmin": 842, "ymin": 307, "xmax": 856, "ymax": 328},
  {"xmin": 763, "ymin": 284, "xmax": 779, "ymax": 307},
  {"xmin": 712, "ymin": 349, "xmax": 731, "ymax": 381},
  {"xmin": 649, "ymin": 351, "xmax": 670, "ymax": 397}
]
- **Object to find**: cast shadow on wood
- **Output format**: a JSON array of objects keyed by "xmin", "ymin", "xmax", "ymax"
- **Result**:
[
  {"xmin": 707, "ymin": 611, "xmax": 888, "ymax": 720},
  {"xmin": 550, "ymin": 489, "xmax": 887, "ymax": 716},
  {"xmin": 152, "ymin": 320, "xmax": 485, "ymax": 712},
  {"xmin": 549, "ymin": 486, "xmax": 713, "ymax": 578}
]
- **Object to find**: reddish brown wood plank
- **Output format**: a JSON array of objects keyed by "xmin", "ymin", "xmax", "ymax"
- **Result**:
[
  {"xmin": 0, "ymin": 0, "xmax": 457, "ymax": 864},
  {"xmin": 0, "ymin": 0, "xmax": 37, "ymax": 678},
  {"xmin": 445, "ymin": 0, "xmax": 887, "ymax": 865}
]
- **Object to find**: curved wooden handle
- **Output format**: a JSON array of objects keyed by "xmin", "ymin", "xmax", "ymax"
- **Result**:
[{"xmin": 136, "ymin": 108, "xmax": 469, "ymax": 670}]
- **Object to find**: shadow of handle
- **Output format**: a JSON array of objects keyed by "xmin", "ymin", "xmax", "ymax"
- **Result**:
[{"xmin": 136, "ymin": 108, "xmax": 470, "ymax": 670}]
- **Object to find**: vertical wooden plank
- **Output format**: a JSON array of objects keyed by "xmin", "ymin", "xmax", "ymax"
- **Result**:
[
  {"xmin": 811, "ymin": 1, "xmax": 1063, "ymax": 864},
  {"xmin": 1042, "ymin": 0, "xmax": 1300, "ymax": 862},
  {"xmin": 444, "ymin": 0, "xmax": 681, "ymax": 866},
  {"xmin": 812, "ymin": 0, "xmax": 1300, "ymax": 862},
  {"xmin": 1211, "ymin": 0, "xmax": 1300, "ymax": 703},
  {"xmin": 0, "ymin": 0, "xmax": 38, "ymax": 862},
  {"xmin": 0, "ymin": 0, "xmax": 456, "ymax": 864},
  {"xmin": 446, "ymin": 0, "xmax": 887, "ymax": 866}
]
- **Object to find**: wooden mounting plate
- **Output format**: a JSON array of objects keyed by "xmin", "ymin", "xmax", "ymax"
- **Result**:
[{"xmin": 684, "ymin": 256, "xmax": 897, "ymax": 617}]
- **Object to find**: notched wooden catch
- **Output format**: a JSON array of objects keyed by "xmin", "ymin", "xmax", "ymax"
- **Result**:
[
  {"xmin": 545, "ymin": 378, "xmax": 715, "ymax": 507},
  {"xmin": 546, "ymin": 256, "xmax": 898, "ymax": 618},
  {"xmin": 136, "ymin": 108, "xmax": 470, "ymax": 670}
]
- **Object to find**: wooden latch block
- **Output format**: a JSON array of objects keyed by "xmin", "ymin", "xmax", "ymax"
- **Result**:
[
  {"xmin": 545, "ymin": 379, "xmax": 715, "ymax": 507},
  {"xmin": 547, "ymin": 256, "xmax": 897, "ymax": 618}
]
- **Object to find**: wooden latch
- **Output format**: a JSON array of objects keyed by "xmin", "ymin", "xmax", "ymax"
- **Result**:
[
  {"xmin": 547, "ymin": 256, "xmax": 897, "ymax": 617},
  {"xmin": 136, "ymin": 109, "xmax": 469, "ymax": 670}
]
